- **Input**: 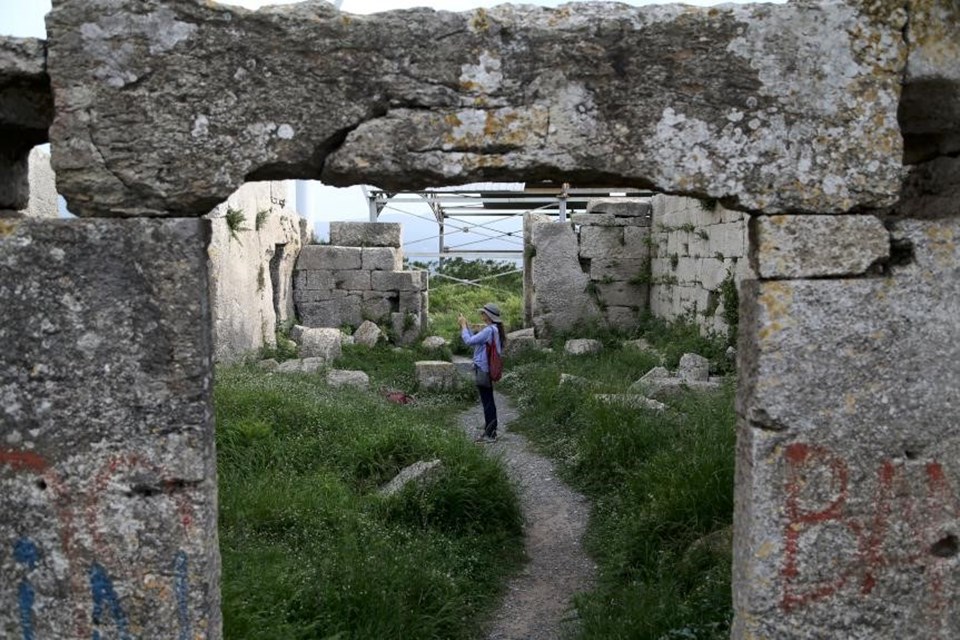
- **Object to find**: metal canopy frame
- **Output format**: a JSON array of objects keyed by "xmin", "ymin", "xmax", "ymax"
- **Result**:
[{"xmin": 366, "ymin": 184, "xmax": 654, "ymax": 261}]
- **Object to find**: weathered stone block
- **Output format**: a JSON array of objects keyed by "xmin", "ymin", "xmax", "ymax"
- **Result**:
[
  {"xmin": 398, "ymin": 291, "xmax": 423, "ymax": 315},
  {"xmin": 415, "ymin": 361, "xmax": 460, "ymax": 392},
  {"xmin": 371, "ymin": 270, "xmax": 422, "ymax": 291},
  {"xmin": 531, "ymin": 221, "xmax": 601, "ymax": 337},
  {"xmin": 0, "ymin": 218, "xmax": 220, "ymax": 639},
  {"xmin": 305, "ymin": 270, "xmax": 335, "ymax": 290},
  {"xmin": 678, "ymin": 353, "xmax": 710, "ymax": 382},
  {"xmin": 604, "ymin": 305, "xmax": 641, "ymax": 331},
  {"xmin": 296, "ymin": 245, "xmax": 361, "ymax": 271},
  {"xmin": 353, "ymin": 320, "xmax": 383, "ymax": 348},
  {"xmin": 595, "ymin": 281, "xmax": 646, "ymax": 308},
  {"xmin": 327, "ymin": 369, "xmax": 370, "ymax": 389},
  {"xmin": 329, "ymin": 221, "xmax": 402, "ymax": 248},
  {"xmin": 297, "ymin": 302, "xmax": 339, "ymax": 327},
  {"xmin": 391, "ymin": 311, "xmax": 422, "ymax": 346},
  {"xmin": 579, "ymin": 226, "xmax": 624, "ymax": 259},
  {"xmin": 622, "ymin": 226, "xmax": 651, "ymax": 256},
  {"xmin": 571, "ymin": 213, "xmax": 647, "ymax": 227},
  {"xmin": 333, "ymin": 269, "xmax": 371, "ymax": 291},
  {"xmin": 590, "ymin": 257, "xmax": 651, "ymax": 282},
  {"xmin": 361, "ymin": 292, "xmax": 394, "ymax": 320},
  {"xmin": 585, "ymin": 198, "xmax": 653, "ymax": 221},
  {"xmin": 298, "ymin": 327, "xmax": 342, "ymax": 360},
  {"xmin": 564, "ymin": 339, "xmax": 603, "ymax": 356},
  {"xmin": 756, "ymin": 214, "xmax": 890, "ymax": 279},
  {"xmin": 733, "ymin": 217, "xmax": 960, "ymax": 639},
  {"xmin": 361, "ymin": 247, "xmax": 402, "ymax": 271}
]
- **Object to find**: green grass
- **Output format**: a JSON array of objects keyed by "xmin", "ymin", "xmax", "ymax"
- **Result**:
[
  {"xmin": 500, "ymin": 342, "xmax": 736, "ymax": 639},
  {"xmin": 216, "ymin": 363, "xmax": 524, "ymax": 639}
]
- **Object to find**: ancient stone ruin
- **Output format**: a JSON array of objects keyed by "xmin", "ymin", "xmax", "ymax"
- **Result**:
[
  {"xmin": 1, "ymin": 0, "xmax": 958, "ymax": 638},
  {"xmin": 207, "ymin": 181, "xmax": 309, "ymax": 363},
  {"xmin": 293, "ymin": 221, "xmax": 429, "ymax": 345},
  {"xmin": 524, "ymin": 193, "xmax": 750, "ymax": 338}
]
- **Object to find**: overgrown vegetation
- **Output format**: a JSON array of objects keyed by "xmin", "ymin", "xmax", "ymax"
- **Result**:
[
  {"xmin": 719, "ymin": 269, "xmax": 739, "ymax": 346},
  {"xmin": 216, "ymin": 358, "xmax": 523, "ymax": 639},
  {"xmin": 500, "ymin": 335, "xmax": 736, "ymax": 639},
  {"xmin": 225, "ymin": 207, "xmax": 248, "ymax": 242},
  {"xmin": 255, "ymin": 208, "xmax": 270, "ymax": 231}
]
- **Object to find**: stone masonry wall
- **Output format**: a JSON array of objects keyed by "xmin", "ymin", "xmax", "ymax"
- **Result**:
[
  {"xmin": 206, "ymin": 181, "xmax": 308, "ymax": 364},
  {"xmin": 525, "ymin": 199, "xmax": 651, "ymax": 337},
  {"xmin": 649, "ymin": 194, "xmax": 752, "ymax": 338},
  {"xmin": 294, "ymin": 222, "xmax": 428, "ymax": 345}
]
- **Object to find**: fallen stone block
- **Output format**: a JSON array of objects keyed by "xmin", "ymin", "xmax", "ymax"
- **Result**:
[
  {"xmin": 505, "ymin": 334, "xmax": 540, "ymax": 357},
  {"xmin": 421, "ymin": 335, "xmax": 448, "ymax": 350},
  {"xmin": 564, "ymin": 339, "xmax": 603, "ymax": 356},
  {"xmin": 353, "ymin": 320, "xmax": 383, "ymax": 348},
  {"xmin": 678, "ymin": 353, "xmax": 710, "ymax": 382},
  {"xmin": 327, "ymin": 369, "xmax": 370, "ymax": 389},
  {"xmin": 594, "ymin": 394, "xmax": 666, "ymax": 412},
  {"xmin": 299, "ymin": 327, "xmax": 342, "ymax": 360},
  {"xmin": 379, "ymin": 459, "xmax": 443, "ymax": 497},
  {"xmin": 300, "ymin": 357, "xmax": 326, "ymax": 373},
  {"xmin": 559, "ymin": 373, "xmax": 592, "ymax": 389},
  {"xmin": 258, "ymin": 358, "xmax": 280, "ymax": 371},
  {"xmin": 415, "ymin": 361, "xmax": 460, "ymax": 391}
]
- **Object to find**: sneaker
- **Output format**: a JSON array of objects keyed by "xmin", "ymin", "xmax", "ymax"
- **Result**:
[{"xmin": 474, "ymin": 434, "xmax": 498, "ymax": 443}]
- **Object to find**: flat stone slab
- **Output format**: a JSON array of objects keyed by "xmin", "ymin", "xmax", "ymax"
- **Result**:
[
  {"xmin": 379, "ymin": 459, "xmax": 443, "ymax": 497},
  {"xmin": 0, "ymin": 218, "xmax": 219, "ymax": 639},
  {"xmin": 594, "ymin": 394, "xmax": 666, "ymax": 412},
  {"xmin": 327, "ymin": 369, "xmax": 370, "ymax": 389}
]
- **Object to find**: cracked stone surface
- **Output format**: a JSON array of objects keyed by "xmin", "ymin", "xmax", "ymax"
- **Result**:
[
  {"xmin": 0, "ymin": 218, "xmax": 220, "ymax": 640},
  {"xmin": 46, "ymin": 0, "xmax": 909, "ymax": 217}
]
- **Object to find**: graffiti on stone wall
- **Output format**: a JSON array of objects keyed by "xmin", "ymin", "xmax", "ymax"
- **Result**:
[
  {"xmin": 1, "ymin": 449, "xmax": 196, "ymax": 639},
  {"xmin": 780, "ymin": 442, "xmax": 959, "ymax": 614}
]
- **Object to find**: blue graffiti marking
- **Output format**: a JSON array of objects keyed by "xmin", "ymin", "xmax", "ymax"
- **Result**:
[
  {"xmin": 14, "ymin": 538, "xmax": 38, "ymax": 640},
  {"xmin": 89, "ymin": 563, "xmax": 131, "ymax": 640},
  {"xmin": 174, "ymin": 551, "xmax": 190, "ymax": 640}
]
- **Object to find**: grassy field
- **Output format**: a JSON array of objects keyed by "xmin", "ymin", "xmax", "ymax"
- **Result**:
[
  {"xmin": 500, "ymin": 335, "xmax": 736, "ymax": 639},
  {"xmin": 215, "ymin": 345, "xmax": 524, "ymax": 639},
  {"xmin": 219, "ymin": 254, "xmax": 736, "ymax": 638}
]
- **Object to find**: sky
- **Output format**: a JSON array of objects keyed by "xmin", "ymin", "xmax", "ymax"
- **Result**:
[{"xmin": 2, "ymin": 0, "xmax": 765, "ymax": 258}]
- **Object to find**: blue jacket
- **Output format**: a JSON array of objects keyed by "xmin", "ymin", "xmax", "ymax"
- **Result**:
[{"xmin": 461, "ymin": 324, "xmax": 502, "ymax": 372}]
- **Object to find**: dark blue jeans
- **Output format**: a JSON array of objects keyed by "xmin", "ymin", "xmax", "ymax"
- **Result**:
[{"xmin": 476, "ymin": 375, "xmax": 498, "ymax": 437}]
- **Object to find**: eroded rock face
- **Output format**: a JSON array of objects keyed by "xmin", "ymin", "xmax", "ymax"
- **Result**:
[{"xmin": 46, "ymin": 0, "xmax": 908, "ymax": 217}]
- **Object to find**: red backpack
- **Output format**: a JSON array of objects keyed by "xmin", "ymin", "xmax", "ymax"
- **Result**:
[{"xmin": 486, "ymin": 334, "xmax": 503, "ymax": 382}]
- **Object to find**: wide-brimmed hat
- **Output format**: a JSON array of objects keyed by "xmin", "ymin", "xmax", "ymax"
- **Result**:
[{"xmin": 479, "ymin": 303, "xmax": 501, "ymax": 323}]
